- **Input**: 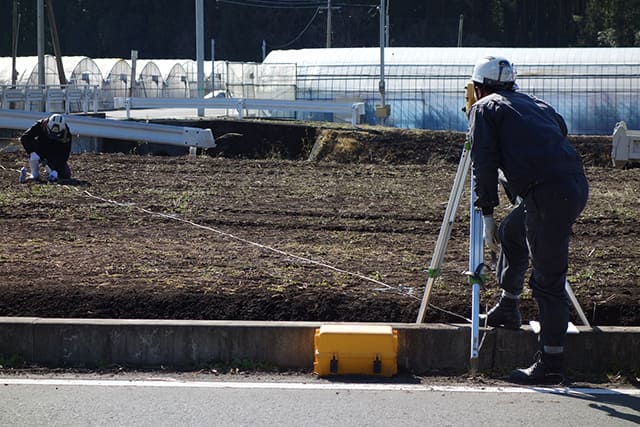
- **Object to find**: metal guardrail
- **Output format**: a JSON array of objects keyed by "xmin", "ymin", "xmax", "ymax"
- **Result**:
[
  {"xmin": 114, "ymin": 97, "xmax": 365, "ymax": 126},
  {"xmin": 612, "ymin": 121, "xmax": 640, "ymax": 168},
  {"xmin": 0, "ymin": 109, "xmax": 215, "ymax": 148}
]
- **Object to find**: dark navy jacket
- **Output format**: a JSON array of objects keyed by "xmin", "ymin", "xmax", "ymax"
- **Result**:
[{"xmin": 468, "ymin": 90, "xmax": 585, "ymax": 215}]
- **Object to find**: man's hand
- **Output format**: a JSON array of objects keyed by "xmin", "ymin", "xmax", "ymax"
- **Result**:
[{"xmin": 482, "ymin": 215, "xmax": 500, "ymax": 253}]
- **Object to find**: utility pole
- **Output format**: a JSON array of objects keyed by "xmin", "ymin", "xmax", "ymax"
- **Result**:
[
  {"xmin": 195, "ymin": 0, "xmax": 204, "ymax": 116},
  {"xmin": 129, "ymin": 50, "xmax": 138, "ymax": 98},
  {"xmin": 47, "ymin": 0, "xmax": 66, "ymax": 85},
  {"xmin": 375, "ymin": 0, "xmax": 390, "ymax": 124},
  {"xmin": 326, "ymin": 0, "xmax": 332, "ymax": 48},
  {"xmin": 379, "ymin": 0, "xmax": 385, "ymax": 105},
  {"xmin": 385, "ymin": 0, "xmax": 390, "ymax": 47},
  {"xmin": 457, "ymin": 14, "xmax": 464, "ymax": 47},
  {"xmin": 37, "ymin": 0, "xmax": 45, "ymax": 88},
  {"xmin": 12, "ymin": 0, "xmax": 20, "ymax": 87},
  {"xmin": 211, "ymin": 38, "xmax": 215, "ymax": 94}
]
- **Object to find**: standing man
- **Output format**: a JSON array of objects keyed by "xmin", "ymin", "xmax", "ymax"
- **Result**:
[
  {"xmin": 19, "ymin": 113, "xmax": 72, "ymax": 183},
  {"xmin": 467, "ymin": 56, "xmax": 589, "ymax": 383}
]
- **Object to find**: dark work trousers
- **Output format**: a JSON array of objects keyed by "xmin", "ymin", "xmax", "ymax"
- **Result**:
[
  {"xmin": 21, "ymin": 141, "xmax": 72, "ymax": 179},
  {"xmin": 52, "ymin": 162, "xmax": 72, "ymax": 179},
  {"xmin": 498, "ymin": 174, "xmax": 588, "ymax": 349},
  {"xmin": 526, "ymin": 174, "xmax": 589, "ymax": 348},
  {"xmin": 497, "ymin": 203, "xmax": 528, "ymax": 296}
]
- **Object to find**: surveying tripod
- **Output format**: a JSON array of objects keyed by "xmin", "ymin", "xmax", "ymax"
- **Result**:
[{"xmin": 415, "ymin": 83, "xmax": 591, "ymax": 374}]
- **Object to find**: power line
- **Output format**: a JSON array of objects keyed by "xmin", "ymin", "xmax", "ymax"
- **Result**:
[
  {"xmin": 217, "ymin": 0, "xmax": 375, "ymax": 9},
  {"xmin": 216, "ymin": 0, "xmax": 380, "ymax": 51},
  {"xmin": 217, "ymin": 0, "xmax": 327, "ymax": 8},
  {"xmin": 267, "ymin": 7, "xmax": 321, "ymax": 48}
]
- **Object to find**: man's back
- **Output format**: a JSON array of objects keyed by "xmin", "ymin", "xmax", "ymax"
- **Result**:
[{"xmin": 470, "ymin": 90, "xmax": 584, "ymax": 199}]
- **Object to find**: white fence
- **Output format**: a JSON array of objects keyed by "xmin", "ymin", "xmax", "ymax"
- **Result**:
[{"xmin": 1, "ymin": 85, "xmax": 101, "ymax": 113}]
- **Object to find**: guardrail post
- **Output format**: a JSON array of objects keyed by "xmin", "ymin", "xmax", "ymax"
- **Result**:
[
  {"xmin": 45, "ymin": 88, "xmax": 51, "ymax": 113},
  {"xmin": 64, "ymin": 89, "xmax": 70, "ymax": 114},
  {"xmin": 236, "ymin": 99, "xmax": 245, "ymax": 120},
  {"xmin": 92, "ymin": 86, "xmax": 99, "ymax": 113},
  {"xmin": 350, "ymin": 102, "xmax": 365, "ymax": 127},
  {"xmin": 125, "ymin": 98, "xmax": 132, "ymax": 119},
  {"xmin": 351, "ymin": 103, "xmax": 357, "ymax": 126},
  {"xmin": 82, "ymin": 87, "xmax": 89, "ymax": 114}
]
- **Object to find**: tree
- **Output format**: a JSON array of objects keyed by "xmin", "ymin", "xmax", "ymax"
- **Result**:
[{"xmin": 577, "ymin": 0, "xmax": 640, "ymax": 46}]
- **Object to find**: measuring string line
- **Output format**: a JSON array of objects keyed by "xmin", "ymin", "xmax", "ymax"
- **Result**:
[
  {"xmin": 77, "ymin": 188, "xmax": 422, "ymax": 299},
  {"xmin": 79, "ymin": 190, "xmax": 473, "ymax": 324}
]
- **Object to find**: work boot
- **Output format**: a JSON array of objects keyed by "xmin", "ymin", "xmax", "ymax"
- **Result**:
[
  {"xmin": 19, "ymin": 167, "xmax": 27, "ymax": 184},
  {"xmin": 480, "ymin": 296, "xmax": 521, "ymax": 330},
  {"xmin": 510, "ymin": 351, "xmax": 565, "ymax": 384},
  {"xmin": 28, "ymin": 158, "xmax": 40, "ymax": 181}
]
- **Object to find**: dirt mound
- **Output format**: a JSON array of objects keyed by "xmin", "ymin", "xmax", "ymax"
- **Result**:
[
  {"xmin": 0, "ymin": 125, "xmax": 637, "ymax": 326},
  {"xmin": 308, "ymin": 127, "xmax": 614, "ymax": 167},
  {"xmin": 308, "ymin": 128, "xmax": 464, "ymax": 164}
]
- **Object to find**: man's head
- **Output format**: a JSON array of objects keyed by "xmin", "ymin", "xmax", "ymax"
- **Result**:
[
  {"xmin": 46, "ymin": 114, "xmax": 68, "ymax": 140},
  {"xmin": 471, "ymin": 56, "xmax": 516, "ymax": 100}
]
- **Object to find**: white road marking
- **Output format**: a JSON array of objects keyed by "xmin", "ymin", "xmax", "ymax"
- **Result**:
[{"xmin": 1, "ymin": 378, "xmax": 638, "ymax": 396}]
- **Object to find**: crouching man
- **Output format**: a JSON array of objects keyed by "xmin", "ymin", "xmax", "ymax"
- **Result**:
[{"xmin": 19, "ymin": 113, "xmax": 72, "ymax": 183}]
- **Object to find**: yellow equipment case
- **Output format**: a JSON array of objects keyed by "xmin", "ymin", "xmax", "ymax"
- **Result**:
[{"xmin": 313, "ymin": 324, "xmax": 398, "ymax": 377}]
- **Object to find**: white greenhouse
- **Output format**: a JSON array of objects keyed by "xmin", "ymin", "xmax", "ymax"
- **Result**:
[
  {"xmin": 163, "ymin": 62, "xmax": 190, "ymax": 98},
  {"xmin": 264, "ymin": 47, "xmax": 640, "ymax": 134},
  {"xmin": 65, "ymin": 56, "xmax": 102, "ymax": 87},
  {"xmin": 134, "ymin": 60, "xmax": 163, "ymax": 98},
  {"xmin": 94, "ymin": 58, "xmax": 132, "ymax": 108},
  {"xmin": 0, "ymin": 55, "xmax": 59, "ymax": 86},
  {"xmin": 182, "ymin": 60, "xmax": 212, "ymax": 98},
  {"xmin": 0, "ymin": 55, "xmax": 103, "ymax": 87}
]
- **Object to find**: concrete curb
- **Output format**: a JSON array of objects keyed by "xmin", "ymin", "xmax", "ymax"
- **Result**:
[{"xmin": 1, "ymin": 317, "xmax": 638, "ymax": 374}]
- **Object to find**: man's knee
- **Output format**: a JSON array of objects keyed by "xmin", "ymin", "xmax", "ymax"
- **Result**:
[
  {"xmin": 499, "ymin": 206, "xmax": 526, "ymax": 239},
  {"xmin": 529, "ymin": 270, "xmax": 567, "ymax": 299}
]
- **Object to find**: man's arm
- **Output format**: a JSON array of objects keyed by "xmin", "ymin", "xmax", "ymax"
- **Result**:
[
  {"xmin": 469, "ymin": 104, "xmax": 500, "ymax": 215},
  {"xmin": 61, "ymin": 124, "xmax": 72, "ymax": 161},
  {"xmin": 537, "ymin": 96, "xmax": 568, "ymax": 137},
  {"xmin": 19, "ymin": 121, "xmax": 44, "ymax": 153},
  {"xmin": 555, "ymin": 112, "xmax": 568, "ymax": 137}
]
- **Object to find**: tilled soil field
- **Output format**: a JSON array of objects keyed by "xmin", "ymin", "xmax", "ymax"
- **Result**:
[{"xmin": 0, "ymin": 124, "xmax": 638, "ymax": 326}]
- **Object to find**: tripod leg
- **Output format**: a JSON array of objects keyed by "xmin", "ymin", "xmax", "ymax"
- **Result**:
[
  {"xmin": 468, "ymin": 174, "xmax": 485, "ymax": 374},
  {"xmin": 416, "ymin": 145, "xmax": 472, "ymax": 323},
  {"xmin": 565, "ymin": 280, "xmax": 591, "ymax": 328}
]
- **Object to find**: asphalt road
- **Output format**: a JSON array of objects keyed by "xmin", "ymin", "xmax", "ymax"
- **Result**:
[{"xmin": 1, "ymin": 374, "xmax": 639, "ymax": 426}]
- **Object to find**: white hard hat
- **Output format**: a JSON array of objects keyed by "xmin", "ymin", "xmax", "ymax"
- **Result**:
[
  {"xmin": 471, "ymin": 56, "xmax": 516, "ymax": 86},
  {"xmin": 46, "ymin": 114, "xmax": 67, "ymax": 140}
]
